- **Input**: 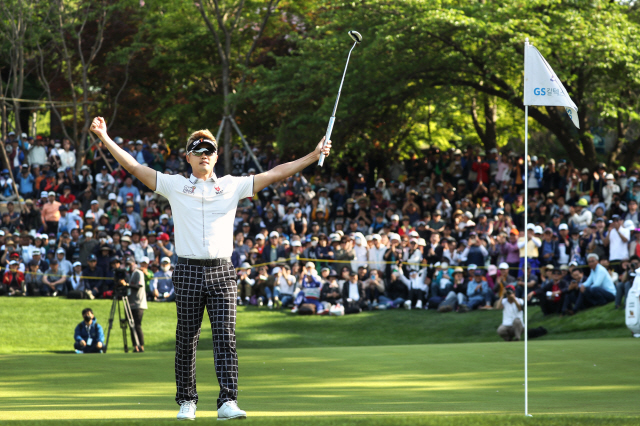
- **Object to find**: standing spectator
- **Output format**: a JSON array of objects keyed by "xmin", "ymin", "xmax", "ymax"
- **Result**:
[
  {"xmin": 58, "ymin": 139, "xmax": 76, "ymax": 170},
  {"xmin": 41, "ymin": 191, "xmax": 61, "ymax": 235},
  {"xmin": 496, "ymin": 285, "xmax": 524, "ymax": 341},
  {"xmin": 27, "ymin": 138, "xmax": 48, "ymax": 166},
  {"xmin": 123, "ymin": 256, "xmax": 147, "ymax": 352},
  {"xmin": 604, "ymin": 215, "xmax": 630, "ymax": 266},
  {"xmin": 17, "ymin": 164, "xmax": 35, "ymax": 199}
]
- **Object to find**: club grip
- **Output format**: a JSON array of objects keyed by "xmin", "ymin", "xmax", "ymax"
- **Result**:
[{"xmin": 318, "ymin": 117, "xmax": 335, "ymax": 167}]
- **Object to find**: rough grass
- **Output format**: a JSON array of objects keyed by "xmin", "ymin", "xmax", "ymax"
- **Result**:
[{"xmin": 0, "ymin": 298, "xmax": 631, "ymax": 354}]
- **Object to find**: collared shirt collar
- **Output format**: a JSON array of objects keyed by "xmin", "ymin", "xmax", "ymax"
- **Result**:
[{"xmin": 189, "ymin": 173, "xmax": 217, "ymax": 184}]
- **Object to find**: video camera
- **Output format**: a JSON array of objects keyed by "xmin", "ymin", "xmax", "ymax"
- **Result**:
[{"xmin": 113, "ymin": 268, "xmax": 130, "ymax": 297}]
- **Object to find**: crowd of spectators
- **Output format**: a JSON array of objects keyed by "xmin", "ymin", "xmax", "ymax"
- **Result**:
[{"xmin": 1, "ymin": 131, "xmax": 635, "ymax": 327}]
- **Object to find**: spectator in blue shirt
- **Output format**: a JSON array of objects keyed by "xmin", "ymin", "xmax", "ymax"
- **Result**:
[
  {"xmin": 17, "ymin": 164, "xmax": 35, "ymax": 198},
  {"xmin": 574, "ymin": 253, "xmax": 616, "ymax": 313},
  {"xmin": 150, "ymin": 257, "xmax": 175, "ymax": 302},
  {"xmin": 461, "ymin": 270, "xmax": 492, "ymax": 312},
  {"xmin": 74, "ymin": 308, "xmax": 104, "ymax": 353}
]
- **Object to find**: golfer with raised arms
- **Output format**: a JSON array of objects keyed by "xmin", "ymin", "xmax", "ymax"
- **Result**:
[{"xmin": 90, "ymin": 117, "xmax": 332, "ymax": 421}]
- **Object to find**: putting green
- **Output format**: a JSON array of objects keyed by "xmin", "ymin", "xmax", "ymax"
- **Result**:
[{"xmin": 1, "ymin": 339, "xmax": 638, "ymax": 422}]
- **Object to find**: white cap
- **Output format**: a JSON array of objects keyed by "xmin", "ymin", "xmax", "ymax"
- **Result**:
[
  {"xmin": 391, "ymin": 214, "xmax": 400, "ymax": 221},
  {"xmin": 271, "ymin": 267, "xmax": 281, "ymax": 274},
  {"xmin": 56, "ymin": 248, "xmax": 66, "ymax": 254},
  {"xmin": 85, "ymin": 231, "xmax": 93, "ymax": 238},
  {"xmin": 410, "ymin": 238, "xmax": 419, "ymax": 244},
  {"xmin": 499, "ymin": 262, "xmax": 509, "ymax": 270},
  {"xmin": 409, "ymin": 230, "xmax": 419, "ymax": 237},
  {"xmin": 282, "ymin": 240, "xmax": 290, "ymax": 245},
  {"xmin": 468, "ymin": 264, "xmax": 478, "ymax": 270},
  {"xmin": 40, "ymin": 191, "xmax": 48, "ymax": 198},
  {"xmin": 534, "ymin": 225, "xmax": 543, "ymax": 234},
  {"xmin": 91, "ymin": 200, "xmax": 99, "ymax": 205},
  {"xmin": 418, "ymin": 238, "xmax": 426, "ymax": 246},
  {"xmin": 527, "ymin": 223, "xmax": 536, "ymax": 230},
  {"xmin": 160, "ymin": 214, "xmax": 169, "ymax": 220},
  {"xmin": 108, "ymin": 193, "xmax": 116, "ymax": 200},
  {"xmin": 73, "ymin": 261, "xmax": 82, "ymax": 267},
  {"xmin": 305, "ymin": 261, "xmax": 315, "ymax": 268},
  {"xmin": 389, "ymin": 233, "xmax": 401, "ymax": 242},
  {"xmin": 558, "ymin": 223, "xmax": 569, "ymax": 231},
  {"xmin": 48, "ymin": 191, "xmax": 56, "ymax": 197},
  {"xmin": 372, "ymin": 234, "xmax": 382, "ymax": 241},
  {"xmin": 365, "ymin": 235, "xmax": 373, "ymax": 241},
  {"xmin": 464, "ymin": 211, "xmax": 474, "ymax": 219},
  {"xmin": 291, "ymin": 240, "xmax": 301, "ymax": 247},
  {"xmin": 624, "ymin": 219, "xmax": 635, "ymax": 230},
  {"xmin": 606, "ymin": 173, "xmax": 614, "ymax": 180},
  {"xmin": 140, "ymin": 256, "xmax": 150, "ymax": 264},
  {"xmin": 269, "ymin": 231, "xmax": 279, "ymax": 238},
  {"xmin": 330, "ymin": 234, "xmax": 341, "ymax": 242},
  {"xmin": 440, "ymin": 262, "xmax": 449, "ymax": 269},
  {"xmin": 531, "ymin": 155, "xmax": 538, "ymax": 162},
  {"xmin": 496, "ymin": 208, "xmax": 504, "ymax": 214},
  {"xmin": 31, "ymin": 249, "xmax": 41, "ymax": 256},
  {"xmin": 255, "ymin": 234, "xmax": 265, "ymax": 240},
  {"xmin": 9, "ymin": 260, "xmax": 18, "ymax": 265},
  {"xmin": 161, "ymin": 257, "xmax": 171, "ymax": 264}
]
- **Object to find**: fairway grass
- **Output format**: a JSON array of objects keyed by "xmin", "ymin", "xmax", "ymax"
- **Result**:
[{"xmin": 1, "ymin": 339, "xmax": 638, "ymax": 424}]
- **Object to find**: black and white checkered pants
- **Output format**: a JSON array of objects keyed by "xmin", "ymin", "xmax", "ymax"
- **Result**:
[{"xmin": 173, "ymin": 262, "xmax": 238, "ymax": 408}]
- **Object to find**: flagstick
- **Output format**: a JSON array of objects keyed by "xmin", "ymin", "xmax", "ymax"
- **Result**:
[{"xmin": 524, "ymin": 104, "xmax": 529, "ymax": 417}]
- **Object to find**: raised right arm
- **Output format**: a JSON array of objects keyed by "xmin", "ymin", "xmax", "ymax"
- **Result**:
[{"xmin": 90, "ymin": 117, "xmax": 156, "ymax": 191}]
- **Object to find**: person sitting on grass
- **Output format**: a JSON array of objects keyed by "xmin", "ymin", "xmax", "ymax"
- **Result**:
[
  {"xmin": 292, "ymin": 262, "xmax": 325, "ymax": 314},
  {"xmin": 320, "ymin": 269, "xmax": 342, "ymax": 306},
  {"xmin": 24, "ymin": 259, "xmax": 44, "ymax": 296},
  {"xmin": 74, "ymin": 308, "xmax": 104, "ymax": 353},
  {"xmin": 496, "ymin": 285, "xmax": 524, "ymax": 341},
  {"xmin": 460, "ymin": 270, "xmax": 493, "ymax": 312},
  {"xmin": 2, "ymin": 260, "xmax": 25, "ymax": 296},
  {"xmin": 533, "ymin": 266, "xmax": 568, "ymax": 315},
  {"xmin": 340, "ymin": 270, "xmax": 366, "ymax": 314},
  {"xmin": 275, "ymin": 264, "xmax": 297, "ymax": 308},
  {"xmin": 378, "ymin": 269, "xmax": 409, "ymax": 309},
  {"xmin": 396, "ymin": 260, "xmax": 429, "ymax": 310},
  {"xmin": 41, "ymin": 259, "xmax": 67, "ymax": 297},
  {"xmin": 574, "ymin": 253, "xmax": 616, "ymax": 313}
]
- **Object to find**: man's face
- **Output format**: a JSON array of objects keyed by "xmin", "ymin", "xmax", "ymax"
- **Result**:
[
  {"xmin": 57, "ymin": 252, "xmax": 65, "ymax": 260},
  {"xmin": 587, "ymin": 257, "xmax": 598, "ymax": 269},
  {"xmin": 187, "ymin": 143, "xmax": 217, "ymax": 176},
  {"xmin": 48, "ymin": 195, "xmax": 55, "ymax": 203},
  {"xmin": 572, "ymin": 270, "xmax": 583, "ymax": 281}
]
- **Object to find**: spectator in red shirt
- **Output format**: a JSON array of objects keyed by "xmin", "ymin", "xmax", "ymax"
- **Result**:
[{"xmin": 2, "ymin": 260, "xmax": 25, "ymax": 296}]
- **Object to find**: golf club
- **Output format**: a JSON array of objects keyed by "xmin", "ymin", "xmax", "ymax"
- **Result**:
[{"xmin": 318, "ymin": 30, "xmax": 362, "ymax": 167}]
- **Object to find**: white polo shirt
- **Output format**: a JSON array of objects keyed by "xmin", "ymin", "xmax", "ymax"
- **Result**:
[
  {"xmin": 609, "ymin": 226, "xmax": 630, "ymax": 261},
  {"xmin": 501, "ymin": 297, "xmax": 524, "ymax": 327},
  {"xmin": 155, "ymin": 172, "xmax": 253, "ymax": 259}
]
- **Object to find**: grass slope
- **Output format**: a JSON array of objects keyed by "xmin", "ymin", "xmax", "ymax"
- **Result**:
[
  {"xmin": 0, "ymin": 339, "xmax": 638, "ymax": 423},
  {"xmin": 0, "ymin": 298, "xmax": 631, "ymax": 354}
]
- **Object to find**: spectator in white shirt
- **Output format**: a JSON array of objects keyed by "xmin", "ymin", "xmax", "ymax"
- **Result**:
[
  {"xmin": 496, "ymin": 285, "xmax": 524, "ymax": 341},
  {"xmin": 604, "ymin": 215, "xmax": 630, "ymax": 262}
]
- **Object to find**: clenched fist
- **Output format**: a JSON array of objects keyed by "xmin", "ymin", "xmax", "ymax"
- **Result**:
[{"xmin": 90, "ymin": 117, "xmax": 107, "ymax": 138}]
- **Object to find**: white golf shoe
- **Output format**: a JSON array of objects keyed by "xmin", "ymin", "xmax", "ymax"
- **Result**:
[
  {"xmin": 177, "ymin": 401, "xmax": 196, "ymax": 420},
  {"xmin": 416, "ymin": 300, "xmax": 423, "ymax": 309},
  {"xmin": 403, "ymin": 300, "xmax": 412, "ymax": 310},
  {"xmin": 217, "ymin": 400, "xmax": 246, "ymax": 421}
]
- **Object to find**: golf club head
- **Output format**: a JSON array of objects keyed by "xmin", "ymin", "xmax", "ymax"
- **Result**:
[{"xmin": 348, "ymin": 30, "xmax": 362, "ymax": 43}]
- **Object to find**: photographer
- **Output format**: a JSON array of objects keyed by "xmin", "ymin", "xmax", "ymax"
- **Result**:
[
  {"xmin": 120, "ymin": 257, "xmax": 147, "ymax": 352},
  {"xmin": 496, "ymin": 285, "xmax": 524, "ymax": 341},
  {"xmin": 74, "ymin": 308, "xmax": 104, "ymax": 353}
]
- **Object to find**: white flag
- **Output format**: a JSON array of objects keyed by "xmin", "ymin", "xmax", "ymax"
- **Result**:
[{"xmin": 523, "ymin": 42, "xmax": 579, "ymax": 128}]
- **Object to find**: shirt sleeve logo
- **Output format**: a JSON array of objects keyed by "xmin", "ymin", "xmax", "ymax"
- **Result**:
[{"xmin": 183, "ymin": 185, "xmax": 196, "ymax": 194}]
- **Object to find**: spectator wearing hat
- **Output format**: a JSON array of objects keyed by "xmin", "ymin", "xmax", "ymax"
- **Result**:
[
  {"xmin": 517, "ymin": 224, "xmax": 541, "ymax": 278},
  {"xmin": 151, "ymin": 257, "xmax": 175, "ymax": 302},
  {"xmin": 95, "ymin": 166, "xmax": 116, "ymax": 198},
  {"xmin": 158, "ymin": 214, "xmax": 174, "ymax": 235},
  {"xmin": 124, "ymin": 201, "xmax": 141, "ymax": 232},
  {"xmin": 292, "ymin": 262, "xmax": 325, "ymax": 313},
  {"xmin": 496, "ymin": 285, "xmax": 524, "ymax": 341},
  {"xmin": 104, "ymin": 193, "xmax": 122, "ymax": 224},
  {"xmin": 236, "ymin": 262, "xmax": 255, "ymax": 306},
  {"xmin": 24, "ymin": 259, "xmax": 44, "ymax": 296},
  {"xmin": 42, "ymin": 259, "xmax": 67, "ymax": 296},
  {"xmin": 17, "ymin": 164, "xmax": 35, "ymax": 199},
  {"xmin": 493, "ymin": 262, "xmax": 516, "ymax": 301},
  {"xmin": 82, "ymin": 254, "xmax": 104, "ymax": 298},
  {"xmin": 460, "ymin": 270, "xmax": 493, "ymax": 312},
  {"xmin": 116, "ymin": 175, "xmax": 141, "ymax": 206},
  {"xmin": 67, "ymin": 261, "xmax": 87, "ymax": 297},
  {"xmin": 602, "ymin": 173, "xmax": 620, "ymax": 210},
  {"xmin": 288, "ymin": 208, "xmax": 307, "ymax": 236},
  {"xmin": 30, "ymin": 249, "xmax": 49, "ymax": 273},
  {"xmin": 274, "ymin": 264, "xmax": 296, "ymax": 308},
  {"xmin": 41, "ymin": 192, "xmax": 61, "ymax": 234},
  {"xmin": 2, "ymin": 260, "xmax": 25, "ymax": 296},
  {"xmin": 262, "ymin": 231, "xmax": 285, "ymax": 267},
  {"xmin": 122, "ymin": 256, "xmax": 147, "ymax": 352},
  {"xmin": 569, "ymin": 198, "xmax": 592, "ymax": 232},
  {"xmin": 57, "ymin": 205, "xmax": 83, "ymax": 237},
  {"xmin": 116, "ymin": 235, "xmax": 135, "ymax": 260},
  {"xmin": 574, "ymin": 253, "xmax": 616, "ymax": 313}
]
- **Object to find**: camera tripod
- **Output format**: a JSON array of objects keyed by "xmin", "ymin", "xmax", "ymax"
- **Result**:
[{"xmin": 104, "ymin": 292, "xmax": 140, "ymax": 353}]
